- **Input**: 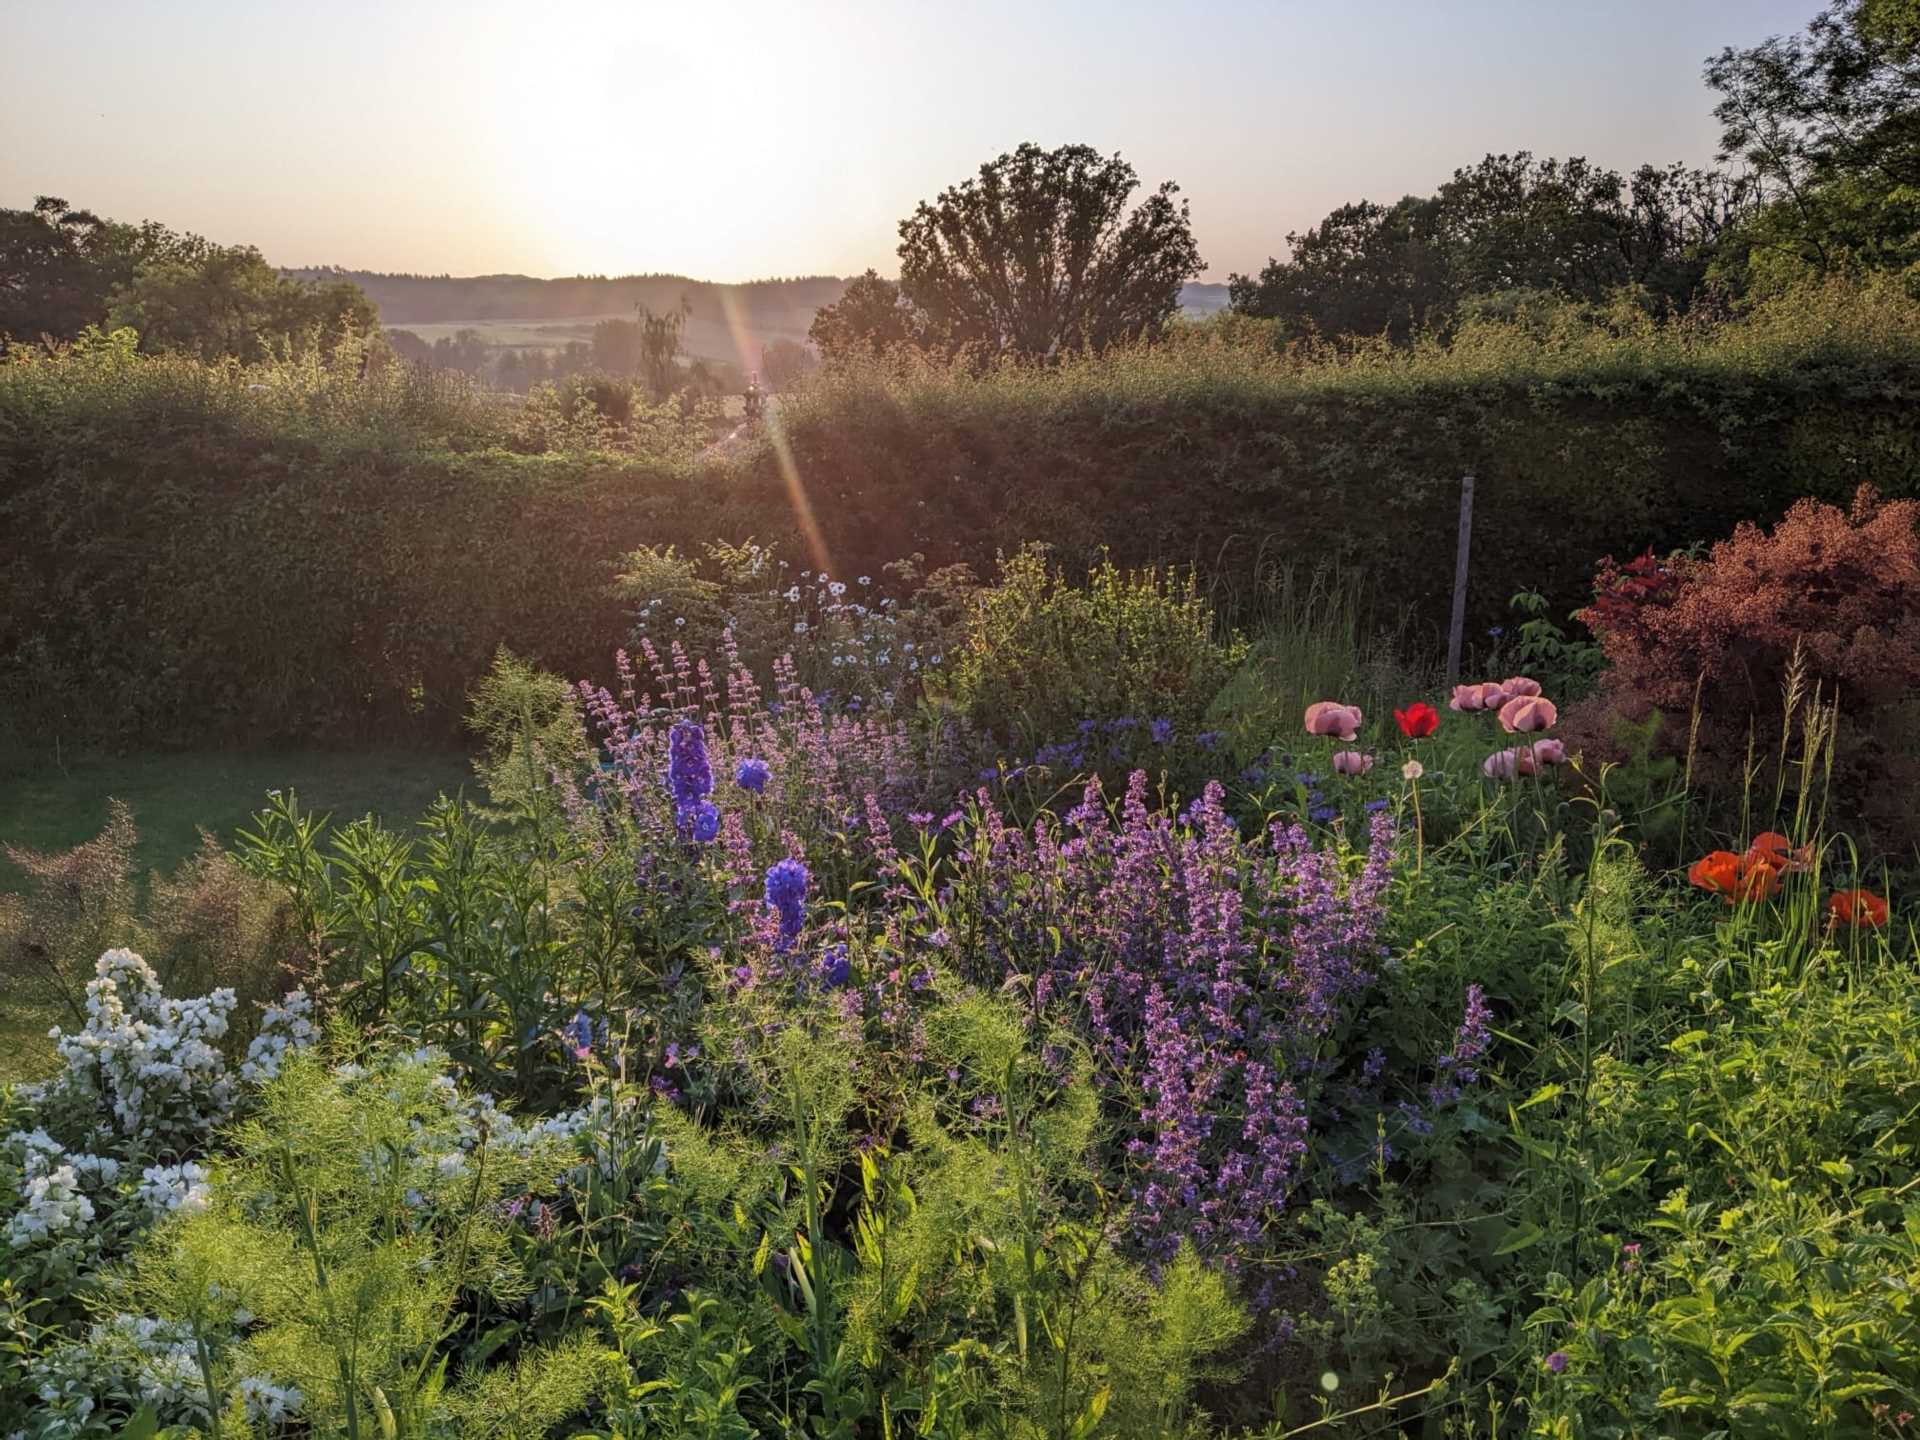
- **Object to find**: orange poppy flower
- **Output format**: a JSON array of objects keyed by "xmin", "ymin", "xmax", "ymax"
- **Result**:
[
  {"xmin": 1744, "ymin": 831, "xmax": 1812, "ymax": 875},
  {"xmin": 1688, "ymin": 851, "xmax": 1742, "ymax": 897},
  {"xmin": 1689, "ymin": 849, "xmax": 1781, "ymax": 905},
  {"xmin": 1828, "ymin": 889, "xmax": 1890, "ymax": 928},
  {"xmin": 1737, "ymin": 858, "xmax": 1782, "ymax": 902}
]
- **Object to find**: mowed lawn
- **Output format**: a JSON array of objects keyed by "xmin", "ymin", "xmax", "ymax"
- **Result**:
[{"xmin": 1, "ymin": 748, "xmax": 474, "ymax": 1082}]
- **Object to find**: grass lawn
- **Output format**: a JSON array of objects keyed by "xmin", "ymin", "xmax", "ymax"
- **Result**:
[
  {"xmin": 1, "ymin": 748, "xmax": 474, "ymax": 1084},
  {"xmin": 0, "ymin": 748, "xmax": 476, "ymax": 890}
]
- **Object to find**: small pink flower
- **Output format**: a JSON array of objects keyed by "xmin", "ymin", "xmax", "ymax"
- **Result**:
[
  {"xmin": 1304, "ymin": 701, "xmax": 1364, "ymax": 741},
  {"xmin": 1332, "ymin": 750, "xmax": 1373, "ymax": 776},
  {"xmin": 1498, "ymin": 695, "xmax": 1558, "ymax": 733},
  {"xmin": 1530, "ymin": 737, "xmax": 1567, "ymax": 766},
  {"xmin": 1501, "ymin": 676, "xmax": 1542, "ymax": 697}
]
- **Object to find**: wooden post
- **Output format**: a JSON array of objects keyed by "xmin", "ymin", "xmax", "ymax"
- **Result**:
[{"xmin": 1445, "ymin": 473, "xmax": 1475, "ymax": 689}]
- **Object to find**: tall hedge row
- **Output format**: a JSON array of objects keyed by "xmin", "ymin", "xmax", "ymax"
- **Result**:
[{"xmin": 4, "ymin": 283, "xmax": 1918, "ymax": 749}]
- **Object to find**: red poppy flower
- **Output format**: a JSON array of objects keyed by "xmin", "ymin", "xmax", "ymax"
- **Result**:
[
  {"xmin": 1828, "ymin": 889, "xmax": 1889, "ymax": 928},
  {"xmin": 1395, "ymin": 702, "xmax": 1439, "ymax": 739}
]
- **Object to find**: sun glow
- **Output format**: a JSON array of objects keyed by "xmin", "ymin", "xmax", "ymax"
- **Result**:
[{"xmin": 483, "ymin": 4, "xmax": 866, "ymax": 281}]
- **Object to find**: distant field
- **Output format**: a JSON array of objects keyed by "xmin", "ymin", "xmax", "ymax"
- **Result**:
[
  {"xmin": 384, "ymin": 312, "xmax": 815, "ymax": 370},
  {"xmin": 382, "ymin": 283, "xmax": 1231, "ymax": 368}
]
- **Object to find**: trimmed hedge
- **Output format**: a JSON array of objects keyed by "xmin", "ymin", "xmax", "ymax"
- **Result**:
[
  {"xmin": 737, "ymin": 283, "xmax": 1920, "ymax": 648},
  {"xmin": 5, "ymin": 282, "xmax": 1918, "ymax": 747}
]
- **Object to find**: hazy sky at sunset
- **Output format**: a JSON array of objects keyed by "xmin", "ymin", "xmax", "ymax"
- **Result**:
[{"xmin": 3, "ymin": 0, "xmax": 1819, "ymax": 282}]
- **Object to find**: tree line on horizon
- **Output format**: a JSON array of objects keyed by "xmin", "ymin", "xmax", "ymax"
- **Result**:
[
  {"xmin": 809, "ymin": 0, "xmax": 1919, "ymax": 358},
  {"xmin": 2, "ymin": 1, "xmax": 1913, "ymax": 373}
]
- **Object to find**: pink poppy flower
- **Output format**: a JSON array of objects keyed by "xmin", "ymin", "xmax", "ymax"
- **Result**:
[
  {"xmin": 1449, "ymin": 684, "xmax": 1493, "ymax": 712},
  {"xmin": 1332, "ymin": 750, "xmax": 1373, "ymax": 776},
  {"xmin": 1304, "ymin": 702, "xmax": 1364, "ymax": 741},
  {"xmin": 1483, "ymin": 745, "xmax": 1540, "ymax": 780},
  {"xmin": 1530, "ymin": 738, "xmax": 1567, "ymax": 766},
  {"xmin": 1498, "ymin": 695, "xmax": 1558, "ymax": 733},
  {"xmin": 1501, "ymin": 676, "xmax": 1543, "ymax": 697}
]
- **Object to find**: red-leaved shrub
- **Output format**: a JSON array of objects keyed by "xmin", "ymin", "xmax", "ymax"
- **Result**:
[{"xmin": 1569, "ymin": 486, "xmax": 1920, "ymax": 850}]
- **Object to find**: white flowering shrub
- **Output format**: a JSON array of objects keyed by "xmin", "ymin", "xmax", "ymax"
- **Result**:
[
  {"xmin": 24, "ymin": 950, "xmax": 316, "ymax": 1157},
  {"xmin": 47, "ymin": 948, "xmax": 238, "ymax": 1150},
  {"xmin": 236, "ymin": 1375, "xmax": 305, "ymax": 1428}
]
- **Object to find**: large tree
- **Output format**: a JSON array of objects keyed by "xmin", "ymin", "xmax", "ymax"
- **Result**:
[
  {"xmin": 1229, "ymin": 153, "xmax": 1748, "ymax": 342},
  {"xmin": 5, "ymin": 198, "xmax": 376, "ymax": 359},
  {"xmin": 1226, "ymin": 196, "xmax": 1449, "ymax": 344},
  {"xmin": 813, "ymin": 144, "xmax": 1204, "ymax": 360},
  {"xmin": 808, "ymin": 269, "xmax": 924, "ymax": 358},
  {"xmin": 108, "ymin": 239, "xmax": 377, "ymax": 362},
  {"xmin": 0, "ymin": 197, "xmax": 169, "ymax": 346},
  {"xmin": 1704, "ymin": 0, "xmax": 1920, "ymax": 286}
]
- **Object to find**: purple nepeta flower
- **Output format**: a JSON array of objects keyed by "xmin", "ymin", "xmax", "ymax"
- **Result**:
[
  {"xmin": 1150, "ymin": 716, "xmax": 1175, "ymax": 745},
  {"xmin": 734, "ymin": 757, "xmax": 771, "ymax": 794},
  {"xmin": 765, "ymin": 858, "xmax": 809, "ymax": 950},
  {"xmin": 1430, "ymin": 984, "xmax": 1492, "ymax": 1108},
  {"xmin": 944, "ymin": 773, "xmax": 1396, "ymax": 1270}
]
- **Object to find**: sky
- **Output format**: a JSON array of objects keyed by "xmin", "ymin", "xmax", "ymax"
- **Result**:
[{"xmin": 1, "ymin": 0, "xmax": 1821, "ymax": 284}]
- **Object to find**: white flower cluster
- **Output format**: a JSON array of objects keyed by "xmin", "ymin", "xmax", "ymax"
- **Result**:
[
  {"xmin": 8, "ymin": 1165, "xmax": 94, "ymax": 1249},
  {"xmin": 24, "ymin": 1315, "xmax": 204, "ymax": 1438},
  {"xmin": 237, "ymin": 1375, "xmax": 304, "ymax": 1427},
  {"xmin": 31, "ymin": 953, "xmax": 319, "ymax": 1161},
  {"xmin": 5, "ymin": 1128, "xmax": 120, "ymax": 1250},
  {"xmin": 52, "ymin": 949, "xmax": 238, "ymax": 1147},
  {"xmin": 239, "ymin": 988, "xmax": 317, "ymax": 1083},
  {"xmin": 135, "ymin": 1161, "xmax": 212, "ymax": 1218},
  {"xmin": 95, "ymin": 1315, "xmax": 203, "ymax": 1411}
]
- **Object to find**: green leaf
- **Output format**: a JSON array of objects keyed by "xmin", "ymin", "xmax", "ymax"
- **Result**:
[
  {"xmin": 1516, "ymin": 1083, "xmax": 1564, "ymax": 1111},
  {"xmin": 1493, "ymin": 1221, "xmax": 1547, "ymax": 1255}
]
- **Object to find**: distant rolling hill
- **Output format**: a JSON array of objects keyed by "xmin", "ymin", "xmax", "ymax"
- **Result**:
[{"xmin": 291, "ymin": 268, "xmax": 1235, "ymax": 367}]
